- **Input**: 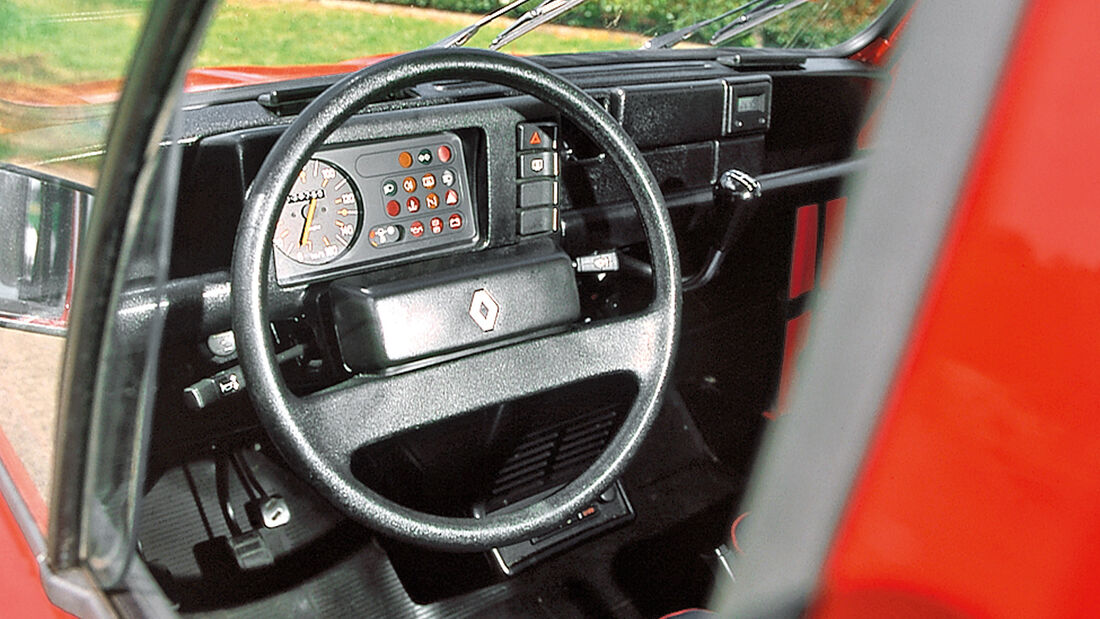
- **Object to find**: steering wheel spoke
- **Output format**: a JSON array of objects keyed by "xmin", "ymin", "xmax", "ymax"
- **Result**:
[{"xmin": 299, "ymin": 309, "xmax": 665, "ymax": 459}]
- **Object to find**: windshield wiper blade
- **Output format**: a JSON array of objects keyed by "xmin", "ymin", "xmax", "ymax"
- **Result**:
[
  {"xmin": 489, "ymin": 0, "xmax": 588, "ymax": 50},
  {"xmin": 709, "ymin": 0, "xmax": 809, "ymax": 47},
  {"xmin": 430, "ymin": 0, "xmax": 536, "ymax": 48},
  {"xmin": 642, "ymin": 0, "xmax": 769, "ymax": 50}
]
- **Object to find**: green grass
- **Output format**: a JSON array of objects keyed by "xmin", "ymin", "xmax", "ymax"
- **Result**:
[
  {"xmin": 0, "ymin": 0, "xmax": 147, "ymax": 85},
  {"xmin": 0, "ymin": 0, "xmax": 893, "ymax": 88},
  {"xmin": 198, "ymin": 1, "xmax": 641, "ymax": 68},
  {"xmin": 0, "ymin": 0, "xmax": 641, "ymax": 88}
]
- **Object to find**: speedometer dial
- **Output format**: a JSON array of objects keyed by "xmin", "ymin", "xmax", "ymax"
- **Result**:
[{"xmin": 274, "ymin": 159, "xmax": 361, "ymax": 265}]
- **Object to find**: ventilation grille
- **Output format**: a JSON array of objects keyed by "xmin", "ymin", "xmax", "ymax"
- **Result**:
[
  {"xmin": 422, "ymin": 61, "xmax": 721, "ymax": 100},
  {"xmin": 257, "ymin": 85, "xmax": 425, "ymax": 116},
  {"xmin": 489, "ymin": 407, "xmax": 620, "ymax": 505}
]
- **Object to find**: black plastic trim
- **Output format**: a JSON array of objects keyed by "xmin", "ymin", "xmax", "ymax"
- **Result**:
[{"xmin": 330, "ymin": 243, "xmax": 580, "ymax": 371}]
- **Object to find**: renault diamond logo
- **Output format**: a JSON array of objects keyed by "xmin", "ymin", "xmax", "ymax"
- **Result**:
[{"xmin": 469, "ymin": 289, "xmax": 499, "ymax": 332}]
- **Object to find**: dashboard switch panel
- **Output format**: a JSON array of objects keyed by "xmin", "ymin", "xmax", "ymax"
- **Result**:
[
  {"xmin": 274, "ymin": 132, "xmax": 477, "ymax": 285},
  {"xmin": 515, "ymin": 121, "xmax": 561, "ymax": 237}
]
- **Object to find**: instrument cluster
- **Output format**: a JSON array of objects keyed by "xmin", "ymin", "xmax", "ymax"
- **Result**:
[{"xmin": 273, "ymin": 132, "xmax": 478, "ymax": 285}]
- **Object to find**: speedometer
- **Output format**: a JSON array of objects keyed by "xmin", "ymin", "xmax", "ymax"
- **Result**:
[{"xmin": 274, "ymin": 159, "xmax": 361, "ymax": 265}]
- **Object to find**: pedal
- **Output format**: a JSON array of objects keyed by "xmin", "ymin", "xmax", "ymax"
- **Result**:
[{"xmin": 226, "ymin": 530, "xmax": 275, "ymax": 570}]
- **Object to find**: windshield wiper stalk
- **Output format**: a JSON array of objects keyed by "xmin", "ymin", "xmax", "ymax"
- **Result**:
[
  {"xmin": 490, "ymin": 0, "xmax": 588, "ymax": 50},
  {"xmin": 430, "ymin": 0, "xmax": 536, "ymax": 48},
  {"xmin": 642, "ymin": 0, "xmax": 769, "ymax": 50},
  {"xmin": 709, "ymin": 0, "xmax": 809, "ymax": 46}
]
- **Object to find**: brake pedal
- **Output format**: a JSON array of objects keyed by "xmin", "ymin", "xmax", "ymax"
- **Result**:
[{"xmin": 226, "ymin": 530, "xmax": 276, "ymax": 570}]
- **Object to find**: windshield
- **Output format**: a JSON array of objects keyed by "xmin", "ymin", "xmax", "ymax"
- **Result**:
[
  {"xmin": 1, "ymin": 0, "xmax": 893, "ymax": 184},
  {"xmin": 195, "ymin": 0, "xmax": 895, "ymax": 64}
]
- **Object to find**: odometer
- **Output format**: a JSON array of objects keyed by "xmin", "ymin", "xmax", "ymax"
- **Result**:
[{"xmin": 274, "ymin": 159, "xmax": 361, "ymax": 265}]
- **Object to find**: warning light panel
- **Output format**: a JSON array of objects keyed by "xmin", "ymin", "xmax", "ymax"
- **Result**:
[{"xmin": 274, "ymin": 131, "xmax": 478, "ymax": 286}]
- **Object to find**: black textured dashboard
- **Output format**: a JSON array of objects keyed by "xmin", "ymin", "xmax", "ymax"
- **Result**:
[
  {"xmin": 168, "ymin": 52, "xmax": 883, "ymax": 294},
  {"xmin": 146, "ymin": 47, "xmax": 888, "ymax": 518}
]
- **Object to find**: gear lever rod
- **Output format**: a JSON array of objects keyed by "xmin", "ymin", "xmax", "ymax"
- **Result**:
[{"xmin": 682, "ymin": 168, "xmax": 762, "ymax": 291}]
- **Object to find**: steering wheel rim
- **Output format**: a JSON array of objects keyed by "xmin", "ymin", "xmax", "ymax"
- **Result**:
[{"xmin": 231, "ymin": 48, "xmax": 680, "ymax": 551}]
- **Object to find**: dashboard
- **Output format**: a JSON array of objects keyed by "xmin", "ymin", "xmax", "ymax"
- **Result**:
[
  {"xmin": 153, "ymin": 50, "xmax": 883, "ymax": 475},
  {"xmin": 161, "ymin": 53, "xmax": 881, "ymax": 348}
]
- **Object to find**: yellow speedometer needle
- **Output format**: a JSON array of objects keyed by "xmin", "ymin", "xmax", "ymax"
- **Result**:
[{"xmin": 300, "ymin": 197, "xmax": 318, "ymax": 246}]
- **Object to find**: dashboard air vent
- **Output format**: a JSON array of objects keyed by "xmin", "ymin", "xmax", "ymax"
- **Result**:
[{"xmin": 488, "ymin": 406, "xmax": 621, "ymax": 508}]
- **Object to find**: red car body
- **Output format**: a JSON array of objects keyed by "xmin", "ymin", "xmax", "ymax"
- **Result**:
[
  {"xmin": 3, "ymin": 0, "xmax": 1098, "ymax": 616},
  {"xmin": 818, "ymin": 1, "xmax": 1100, "ymax": 615}
]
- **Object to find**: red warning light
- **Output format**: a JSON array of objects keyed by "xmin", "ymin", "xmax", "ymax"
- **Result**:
[{"xmin": 529, "ymin": 131, "xmax": 542, "ymax": 146}]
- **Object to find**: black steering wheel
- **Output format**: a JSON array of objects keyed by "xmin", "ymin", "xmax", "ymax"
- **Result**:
[{"xmin": 231, "ymin": 48, "xmax": 681, "ymax": 551}]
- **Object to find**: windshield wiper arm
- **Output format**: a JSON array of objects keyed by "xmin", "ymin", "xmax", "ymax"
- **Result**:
[
  {"xmin": 489, "ymin": 0, "xmax": 588, "ymax": 50},
  {"xmin": 642, "ymin": 0, "xmax": 769, "ymax": 50},
  {"xmin": 430, "ymin": 0, "xmax": 536, "ymax": 48},
  {"xmin": 709, "ymin": 0, "xmax": 809, "ymax": 46}
]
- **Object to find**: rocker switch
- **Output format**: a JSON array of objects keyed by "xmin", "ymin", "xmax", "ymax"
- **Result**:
[
  {"xmin": 575, "ymin": 251, "xmax": 620, "ymax": 273},
  {"xmin": 519, "ymin": 152, "xmax": 558, "ymax": 178},
  {"xmin": 518, "ymin": 179, "xmax": 558, "ymax": 208},
  {"xmin": 518, "ymin": 123, "xmax": 557, "ymax": 151}
]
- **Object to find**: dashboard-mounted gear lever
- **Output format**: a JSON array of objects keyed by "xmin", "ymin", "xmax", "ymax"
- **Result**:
[{"xmin": 682, "ymin": 168, "xmax": 762, "ymax": 291}]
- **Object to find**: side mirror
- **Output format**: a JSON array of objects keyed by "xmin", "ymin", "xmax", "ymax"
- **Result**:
[{"xmin": 0, "ymin": 164, "xmax": 93, "ymax": 333}]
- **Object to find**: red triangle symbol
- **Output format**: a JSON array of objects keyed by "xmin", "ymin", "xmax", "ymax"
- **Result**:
[{"xmin": 529, "ymin": 131, "xmax": 542, "ymax": 146}]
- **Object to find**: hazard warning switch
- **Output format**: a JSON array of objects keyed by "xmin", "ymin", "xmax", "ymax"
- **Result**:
[{"xmin": 517, "ymin": 122, "xmax": 556, "ymax": 152}]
